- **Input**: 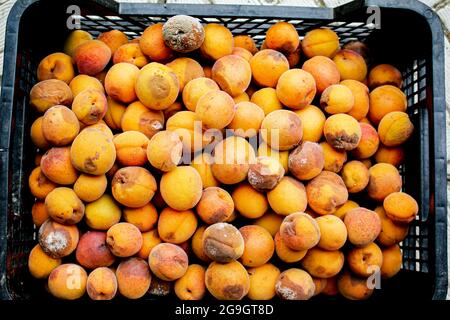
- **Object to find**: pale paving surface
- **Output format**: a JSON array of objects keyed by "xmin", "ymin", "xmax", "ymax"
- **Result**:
[{"xmin": 0, "ymin": 0, "xmax": 450, "ymax": 297}]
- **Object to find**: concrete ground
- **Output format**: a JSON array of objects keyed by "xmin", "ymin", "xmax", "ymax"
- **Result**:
[{"xmin": 0, "ymin": 0, "xmax": 449, "ymax": 298}]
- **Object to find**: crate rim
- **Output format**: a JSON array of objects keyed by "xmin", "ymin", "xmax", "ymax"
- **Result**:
[{"xmin": 0, "ymin": 0, "xmax": 447, "ymax": 300}]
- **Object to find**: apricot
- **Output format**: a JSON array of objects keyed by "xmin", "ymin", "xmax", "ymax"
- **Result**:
[
  {"xmin": 378, "ymin": 111, "xmax": 414, "ymax": 147},
  {"xmin": 48, "ymin": 264, "xmax": 87, "ymax": 300},
  {"xmin": 352, "ymin": 123, "xmax": 379, "ymax": 159},
  {"xmin": 349, "ymin": 242, "xmax": 383, "ymax": 278},
  {"xmin": 266, "ymin": 22, "xmax": 299, "ymax": 53},
  {"xmin": 383, "ymin": 192, "xmax": 418, "ymax": 224},
  {"xmin": 28, "ymin": 244, "xmax": 61, "ymax": 279},
  {"xmin": 248, "ymin": 155, "xmax": 284, "ymax": 191},
  {"xmin": 200, "ymin": 23, "xmax": 234, "ymax": 60},
  {"xmin": 123, "ymin": 203, "xmax": 158, "ymax": 232},
  {"xmin": 231, "ymin": 47, "xmax": 253, "ymax": 62},
  {"xmin": 247, "ymin": 263, "xmax": 280, "ymax": 300},
  {"xmin": 250, "ymin": 49, "xmax": 289, "ymax": 88},
  {"xmin": 276, "ymin": 69, "xmax": 316, "ymax": 109},
  {"xmin": 316, "ymin": 215, "xmax": 347, "ymax": 250},
  {"xmin": 113, "ymin": 131, "xmax": 149, "ymax": 167},
  {"xmin": 41, "ymin": 105, "xmax": 79, "ymax": 146},
  {"xmin": 205, "ymin": 261, "xmax": 249, "ymax": 300},
  {"xmin": 160, "ymin": 166, "xmax": 203, "ymax": 210},
  {"xmin": 75, "ymin": 231, "xmax": 115, "ymax": 269},
  {"xmin": 319, "ymin": 141, "xmax": 347, "ymax": 173},
  {"xmin": 202, "ymin": 223, "xmax": 244, "ymax": 263},
  {"xmin": 104, "ymin": 63, "xmax": 139, "ymax": 104},
  {"xmin": 337, "ymin": 271, "xmax": 373, "ymax": 300},
  {"xmin": 274, "ymin": 232, "xmax": 307, "ymax": 263},
  {"xmin": 137, "ymin": 229, "xmax": 162, "ymax": 260},
  {"xmin": 157, "ymin": 207, "xmax": 197, "ymax": 244},
  {"xmin": 254, "ymin": 211, "xmax": 283, "ymax": 237},
  {"xmin": 313, "ymin": 278, "xmax": 328, "ymax": 296},
  {"xmin": 98, "ymin": 30, "xmax": 128, "ymax": 55},
  {"xmin": 29, "ymin": 166, "xmax": 57, "ymax": 199},
  {"xmin": 301, "ymin": 248, "xmax": 344, "ymax": 278},
  {"xmin": 239, "ymin": 225, "xmax": 274, "ymax": 267},
  {"xmin": 294, "ymin": 105, "xmax": 326, "ymax": 143},
  {"xmin": 261, "ymin": 109, "xmax": 303, "ymax": 151},
  {"xmin": 257, "ymin": 142, "xmax": 289, "ymax": 172},
  {"xmin": 30, "ymin": 117, "xmax": 50, "ymax": 149},
  {"xmin": 37, "ymin": 52, "xmax": 75, "ymax": 84},
  {"xmin": 73, "ymin": 40, "xmax": 111, "ymax": 75},
  {"xmin": 111, "ymin": 166, "xmax": 157, "ymax": 208},
  {"xmin": 191, "ymin": 225, "xmax": 212, "ymax": 262},
  {"xmin": 135, "ymin": 63, "xmax": 179, "ymax": 110},
  {"xmin": 374, "ymin": 145, "xmax": 405, "ymax": 167},
  {"xmin": 344, "ymin": 208, "xmax": 382, "ymax": 247},
  {"xmin": 69, "ymin": 75, "xmax": 104, "ymax": 98},
  {"xmin": 86, "ymin": 267, "xmax": 117, "ymax": 300},
  {"xmin": 121, "ymin": 101, "xmax": 164, "ymax": 139},
  {"xmin": 286, "ymin": 45, "xmax": 301, "ymax": 67},
  {"xmin": 149, "ymin": 243, "xmax": 188, "ymax": 281},
  {"xmin": 250, "ymin": 87, "xmax": 283, "ymax": 115},
  {"xmin": 341, "ymin": 160, "xmax": 370, "ymax": 193},
  {"xmin": 38, "ymin": 219, "xmax": 79, "ymax": 258},
  {"xmin": 320, "ymin": 84, "xmax": 354, "ymax": 114},
  {"xmin": 211, "ymin": 136, "xmax": 255, "ymax": 185},
  {"xmin": 302, "ymin": 56, "xmax": 340, "ymax": 93},
  {"xmin": 113, "ymin": 43, "xmax": 148, "ymax": 68},
  {"xmin": 302, "ymin": 28, "xmax": 339, "ymax": 58},
  {"xmin": 367, "ymin": 163, "xmax": 402, "ymax": 201},
  {"xmin": 70, "ymin": 127, "xmax": 116, "ymax": 175},
  {"xmin": 195, "ymin": 90, "xmax": 236, "ymax": 129},
  {"xmin": 289, "ymin": 141, "xmax": 324, "ymax": 181},
  {"xmin": 341, "ymin": 79, "xmax": 369, "ymax": 120},
  {"xmin": 343, "ymin": 40, "xmax": 370, "ymax": 63},
  {"xmin": 324, "ymin": 113, "xmax": 361, "ymax": 151},
  {"xmin": 368, "ymin": 64, "xmax": 403, "ymax": 89},
  {"xmin": 106, "ymin": 222, "xmax": 143, "ymax": 257},
  {"xmin": 333, "ymin": 49, "xmax": 367, "ymax": 81},
  {"xmin": 147, "ymin": 130, "xmax": 182, "ymax": 172},
  {"xmin": 116, "ymin": 257, "xmax": 151, "ymax": 299},
  {"xmin": 45, "ymin": 187, "xmax": 84, "ymax": 225},
  {"xmin": 228, "ymin": 101, "xmax": 264, "ymax": 138},
  {"xmin": 85, "ymin": 194, "xmax": 121, "ymax": 230},
  {"xmin": 306, "ymin": 171, "xmax": 348, "ymax": 215},
  {"xmin": 174, "ymin": 264, "xmax": 206, "ymax": 300},
  {"xmin": 167, "ymin": 57, "xmax": 204, "ymax": 91},
  {"xmin": 375, "ymin": 208, "xmax": 407, "ymax": 248},
  {"xmin": 30, "ymin": 79, "xmax": 73, "ymax": 113},
  {"xmin": 234, "ymin": 35, "xmax": 258, "ymax": 54},
  {"xmin": 232, "ymin": 183, "xmax": 268, "ymax": 218},
  {"xmin": 64, "ymin": 30, "xmax": 93, "ymax": 57},
  {"xmin": 40, "ymin": 147, "xmax": 78, "ymax": 185},
  {"xmin": 166, "ymin": 110, "xmax": 208, "ymax": 152},
  {"xmin": 140, "ymin": 23, "xmax": 174, "ymax": 62},
  {"xmin": 275, "ymin": 269, "xmax": 315, "ymax": 300},
  {"xmin": 369, "ymin": 85, "xmax": 407, "ymax": 125},
  {"xmin": 197, "ymin": 187, "xmax": 234, "ymax": 224},
  {"xmin": 190, "ymin": 153, "xmax": 219, "ymax": 188},
  {"xmin": 279, "ymin": 212, "xmax": 320, "ymax": 251},
  {"xmin": 182, "ymin": 77, "xmax": 219, "ymax": 112},
  {"xmin": 71, "ymin": 89, "xmax": 108, "ymax": 125},
  {"xmin": 381, "ymin": 244, "xmax": 402, "ymax": 279},
  {"xmin": 32, "ymin": 201, "xmax": 49, "ymax": 227},
  {"xmin": 162, "ymin": 15, "xmax": 205, "ymax": 53},
  {"xmin": 267, "ymin": 176, "xmax": 307, "ymax": 215},
  {"xmin": 322, "ymin": 276, "xmax": 338, "ymax": 296}
]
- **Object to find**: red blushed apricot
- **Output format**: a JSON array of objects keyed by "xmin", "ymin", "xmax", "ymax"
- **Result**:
[
  {"xmin": 76, "ymin": 231, "xmax": 116, "ymax": 269},
  {"xmin": 302, "ymin": 28, "xmax": 340, "ymax": 58},
  {"xmin": 265, "ymin": 22, "xmax": 299, "ymax": 54},
  {"xmin": 368, "ymin": 64, "xmax": 403, "ymax": 89},
  {"xmin": 341, "ymin": 79, "xmax": 369, "ymax": 121},
  {"xmin": 37, "ymin": 52, "xmax": 75, "ymax": 84},
  {"xmin": 288, "ymin": 141, "xmax": 324, "ymax": 181},
  {"xmin": 48, "ymin": 264, "xmax": 87, "ymax": 300},
  {"xmin": 98, "ymin": 30, "xmax": 128, "ymax": 55},
  {"xmin": 113, "ymin": 43, "xmax": 148, "ymax": 68},
  {"xmin": 368, "ymin": 85, "xmax": 407, "ymax": 125},
  {"xmin": 73, "ymin": 40, "xmax": 112, "ymax": 76},
  {"xmin": 234, "ymin": 35, "xmax": 258, "ymax": 54},
  {"xmin": 302, "ymin": 56, "xmax": 340, "ymax": 93},
  {"xmin": 276, "ymin": 69, "xmax": 316, "ymax": 110},
  {"xmin": 105, "ymin": 63, "xmax": 139, "ymax": 103},
  {"xmin": 200, "ymin": 24, "xmax": 234, "ymax": 60},
  {"xmin": 351, "ymin": 123, "xmax": 380, "ymax": 159},
  {"xmin": 367, "ymin": 163, "xmax": 402, "ymax": 201},
  {"xmin": 167, "ymin": 57, "xmax": 205, "ymax": 91},
  {"xmin": 250, "ymin": 49, "xmax": 289, "ymax": 88},
  {"xmin": 41, "ymin": 147, "xmax": 78, "ymax": 185},
  {"xmin": 333, "ymin": 49, "xmax": 367, "ymax": 82},
  {"xmin": 140, "ymin": 23, "xmax": 174, "ymax": 62},
  {"xmin": 64, "ymin": 30, "xmax": 93, "ymax": 57},
  {"xmin": 212, "ymin": 55, "xmax": 252, "ymax": 97}
]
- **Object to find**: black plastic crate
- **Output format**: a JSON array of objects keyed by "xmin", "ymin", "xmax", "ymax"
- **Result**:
[{"xmin": 0, "ymin": 0, "xmax": 447, "ymax": 300}]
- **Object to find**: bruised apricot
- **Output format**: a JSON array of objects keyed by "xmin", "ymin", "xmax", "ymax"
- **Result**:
[
  {"xmin": 234, "ymin": 35, "xmax": 258, "ymax": 54},
  {"xmin": 121, "ymin": 101, "xmax": 164, "ymax": 139},
  {"xmin": 37, "ymin": 52, "xmax": 75, "ymax": 84},
  {"xmin": 275, "ymin": 268, "xmax": 315, "ymax": 300},
  {"xmin": 320, "ymin": 84, "xmax": 354, "ymax": 114},
  {"xmin": 367, "ymin": 163, "xmax": 402, "ymax": 201},
  {"xmin": 29, "ymin": 167, "xmax": 57, "ymax": 199},
  {"xmin": 45, "ymin": 187, "xmax": 85, "ymax": 225},
  {"xmin": 197, "ymin": 187, "xmax": 234, "ymax": 224},
  {"xmin": 30, "ymin": 79, "xmax": 73, "ymax": 113},
  {"xmin": 306, "ymin": 171, "xmax": 348, "ymax": 215},
  {"xmin": 337, "ymin": 271, "xmax": 373, "ymax": 300},
  {"xmin": 72, "ymin": 89, "xmax": 108, "ymax": 125},
  {"xmin": 106, "ymin": 222, "xmax": 143, "ymax": 257},
  {"xmin": 248, "ymin": 155, "xmax": 285, "ymax": 191},
  {"xmin": 302, "ymin": 56, "xmax": 340, "ymax": 93},
  {"xmin": 42, "ymin": 105, "xmax": 80, "ymax": 146},
  {"xmin": 202, "ymin": 223, "xmax": 244, "ymax": 263},
  {"xmin": 212, "ymin": 55, "xmax": 251, "ymax": 97},
  {"xmin": 347, "ymin": 242, "xmax": 383, "ymax": 277},
  {"xmin": 324, "ymin": 113, "xmax": 361, "ymax": 151},
  {"xmin": 205, "ymin": 261, "xmax": 249, "ymax": 300},
  {"xmin": 289, "ymin": 141, "xmax": 324, "ymax": 181},
  {"xmin": 276, "ymin": 69, "xmax": 316, "ymax": 110},
  {"xmin": 274, "ymin": 232, "xmax": 307, "ymax": 263},
  {"xmin": 86, "ymin": 267, "xmax": 117, "ymax": 300},
  {"xmin": 250, "ymin": 49, "xmax": 289, "ymax": 88},
  {"xmin": 113, "ymin": 43, "xmax": 148, "ymax": 68},
  {"xmin": 280, "ymin": 212, "xmax": 320, "ymax": 251},
  {"xmin": 116, "ymin": 257, "xmax": 151, "ymax": 299},
  {"xmin": 149, "ymin": 243, "xmax": 188, "ymax": 281},
  {"xmin": 113, "ymin": 131, "xmax": 149, "ymax": 167},
  {"xmin": 261, "ymin": 109, "xmax": 303, "ymax": 151},
  {"xmin": 266, "ymin": 22, "xmax": 299, "ymax": 54}
]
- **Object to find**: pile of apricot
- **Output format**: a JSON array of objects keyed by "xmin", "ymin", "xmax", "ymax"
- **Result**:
[{"xmin": 28, "ymin": 15, "xmax": 417, "ymax": 301}]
